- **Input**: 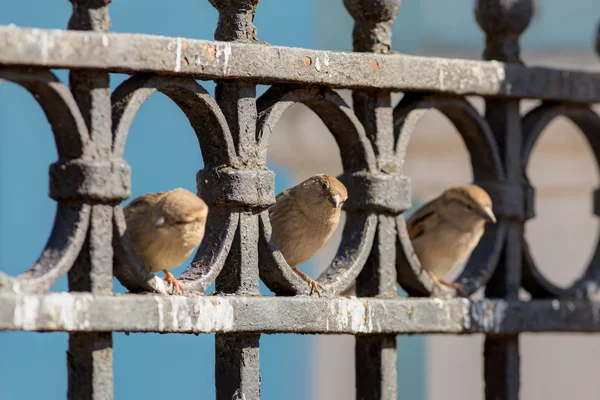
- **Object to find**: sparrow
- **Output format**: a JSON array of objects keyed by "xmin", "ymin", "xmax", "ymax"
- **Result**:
[
  {"xmin": 269, "ymin": 174, "xmax": 348, "ymax": 295},
  {"xmin": 406, "ymin": 184, "xmax": 496, "ymax": 294},
  {"xmin": 123, "ymin": 188, "xmax": 209, "ymax": 294}
]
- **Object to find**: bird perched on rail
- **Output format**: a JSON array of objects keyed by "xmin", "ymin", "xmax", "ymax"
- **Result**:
[
  {"xmin": 124, "ymin": 188, "xmax": 209, "ymax": 294},
  {"xmin": 269, "ymin": 174, "xmax": 348, "ymax": 295},
  {"xmin": 406, "ymin": 184, "xmax": 496, "ymax": 295}
]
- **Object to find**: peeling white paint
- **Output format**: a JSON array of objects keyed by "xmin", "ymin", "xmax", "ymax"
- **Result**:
[
  {"xmin": 432, "ymin": 297, "xmax": 444, "ymax": 309},
  {"xmin": 333, "ymin": 299, "xmax": 373, "ymax": 333},
  {"xmin": 156, "ymin": 297, "xmax": 165, "ymax": 331},
  {"xmin": 73, "ymin": 295, "xmax": 92, "ymax": 330},
  {"xmin": 552, "ymin": 299, "xmax": 560, "ymax": 310},
  {"xmin": 101, "ymin": 34, "xmax": 109, "ymax": 48},
  {"xmin": 438, "ymin": 62, "xmax": 447, "ymax": 91},
  {"xmin": 40, "ymin": 32, "xmax": 49, "ymax": 64},
  {"xmin": 174, "ymin": 37, "xmax": 182, "ymax": 72},
  {"xmin": 194, "ymin": 298, "xmax": 235, "ymax": 332},
  {"xmin": 169, "ymin": 297, "xmax": 180, "ymax": 329},
  {"xmin": 216, "ymin": 42, "xmax": 232, "ymax": 75},
  {"xmin": 491, "ymin": 61, "xmax": 506, "ymax": 93},
  {"xmin": 13, "ymin": 295, "xmax": 41, "ymax": 330},
  {"xmin": 151, "ymin": 297, "xmax": 235, "ymax": 332}
]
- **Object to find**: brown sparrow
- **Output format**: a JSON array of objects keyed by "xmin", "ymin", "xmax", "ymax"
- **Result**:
[
  {"xmin": 123, "ymin": 188, "xmax": 209, "ymax": 294},
  {"xmin": 406, "ymin": 184, "xmax": 496, "ymax": 294},
  {"xmin": 269, "ymin": 174, "xmax": 348, "ymax": 295}
]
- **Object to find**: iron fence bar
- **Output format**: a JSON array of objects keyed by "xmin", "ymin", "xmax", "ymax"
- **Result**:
[
  {"xmin": 65, "ymin": 1, "xmax": 115, "ymax": 399},
  {"xmin": 475, "ymin": 1, "xmax": 534, "ymax": 399},
  {"xmin": 209, "ymin": 2, "xmax": 262, "ymax": 399},
  {"xmin": 343, "ymin": 1, "xmax": 402, "ymax": 399},
  {"xmin": 4, "ymin": 293, "xmax": 600, "ymax": 334},
  {"xmin": 1, "ymin": 27, "xmax": 600, "ymax": 102}
]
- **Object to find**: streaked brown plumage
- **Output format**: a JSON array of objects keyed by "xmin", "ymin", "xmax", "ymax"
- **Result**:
[
  {"xmin": 407, "ymin": 184, "xmax": 496, "ymax": 294},
  {"xmin": 269, "ymin": 174, "xmax": 348, "ymax": 294},
  {"xmin": 124, "ymin": 188, "xmax": 209, "ymax": 294}
]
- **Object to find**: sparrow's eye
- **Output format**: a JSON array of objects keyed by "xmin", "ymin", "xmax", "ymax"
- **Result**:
[
  {"xmin": 466, "ymin": 204, "xmax": 474, "ymax": 210},
  {"xmin": 322, "ymin": 183, "xmax": 328, "ymax": 191}
]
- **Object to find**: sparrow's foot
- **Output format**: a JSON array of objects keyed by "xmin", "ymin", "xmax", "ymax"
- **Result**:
[
  {"xmin": 426, "ymin": 271, "xmax": 466, "ymax": 295},
  {"xmin": 440, "ymin": 279, "xmax": 466, "ymax": 295},
  {"xmin": 292, "ymin": 267, "xmax": 323, "ymax": 297},
  {"xmin": 162, "ymin": 269, "xmax": 183, "ymax": 294}
]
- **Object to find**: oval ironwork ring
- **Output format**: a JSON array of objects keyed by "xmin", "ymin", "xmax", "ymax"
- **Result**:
[
  {"xmin": 521, "ymin": 102, "xmax": 600, "ymax": 299},
  {"xmin": 0, "ymin": 68, "xmax": 91, "ymax": 293},
  {"xmin": 393, "ymin": 93, "xmax": 507, "ymax": 297},
  {"xmin": 111, "ymin": 74, "xmax": 239, "ymax": 294},
  {"xmin": 255, "ymin": 85, "xmax": 379, "ymax": 296}
]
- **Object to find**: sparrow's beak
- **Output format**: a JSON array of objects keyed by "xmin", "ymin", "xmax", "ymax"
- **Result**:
[
  {"xmin": 328, "ymin": 194, "xmax": 343, "ymax": 209},
  {"xmin": 482, "ymin": 206, "xmax": 496, "ymax": 223}
]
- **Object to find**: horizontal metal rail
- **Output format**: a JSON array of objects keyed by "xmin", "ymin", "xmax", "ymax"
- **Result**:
[
  {"xmin": 0, "ymin": 26, "xmax": 599, "ymax": 102},
  {"xmin": 2, "ymin": 293, "xmax": 600, "ymax": 334}
]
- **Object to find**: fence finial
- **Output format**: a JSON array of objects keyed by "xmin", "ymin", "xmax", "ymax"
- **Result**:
[
  {"xmin": 343, "ymin": 0, "xmax": 401, "ymax": 53},
  {"xmin": 68, "ymin": 0, "xmax": 112, "ymax": 31},
  {"xmin": 209, "ymin": 0, "xmax": 260, "ymax": 42},
  {"xmin": 475, "ymin": 0, "xmax": 533, "ymax": 63}
]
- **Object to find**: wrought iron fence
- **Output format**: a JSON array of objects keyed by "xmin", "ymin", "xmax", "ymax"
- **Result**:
[{"xmin": 1, "ymin": 0, "xmax": 600, "ymax": 399}]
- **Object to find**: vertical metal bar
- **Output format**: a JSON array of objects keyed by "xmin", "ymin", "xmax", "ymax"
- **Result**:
[
  {"xmin": 215, "ymin": 333, "xmax": 261, "ymax": 400},
  {"xmin": 209, "ymin": 1, "xmax": 262, "ymax": 399},
  {"xmin": 475, "ymin": 2, "xmax": 534, "ymax": 399},
  {"xmin": 214, "ymin": 210, "xmax": 261, "ymax": 399},
  {"xmin": 213, "ymin": 86, "xmax": 262, "ymax": 400},
  {"xmin": 66, "ymin": 1, "xmax": 114, "ymax": 399},
  {"xmin": 483, "ymin": 100, "xmax": 523, "ymax": 400},
  {"xmin": 343, "ymin": 1, "xmax": 401, "ymax": 399}
]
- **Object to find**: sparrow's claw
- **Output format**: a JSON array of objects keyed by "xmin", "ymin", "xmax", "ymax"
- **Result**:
[
  {"xmin": 440, "ymin": 279, "xmax": 466, "ymax": 295},
  {"xmin": 292, "ymin": 267, "xmax": 323, "ymax": 297},
  {"xmin": 426, "ymin": 270, "xmax": 465, "ymax": 295},
  {"xmin": 309, "ymin": 279, "xmax": 323, "ymax": 297},
  {"xmin": 162, "ymin": 269, "xmax": 183, "ymax": 294}
]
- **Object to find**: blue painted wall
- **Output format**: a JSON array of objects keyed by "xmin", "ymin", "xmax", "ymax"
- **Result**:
[{"xmin": 0, "ymin": 1, "xmax": 315, "ymax": 399}]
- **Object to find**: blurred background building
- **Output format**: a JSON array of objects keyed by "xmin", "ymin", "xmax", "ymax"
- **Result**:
[{"xmin": 1, "ymin": 0, "xmax": 599, "ymax": 399}]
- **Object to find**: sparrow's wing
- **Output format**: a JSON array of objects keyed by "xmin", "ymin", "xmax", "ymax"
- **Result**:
[
  {"xmin": 268, "ymin": 188, "xmax": 293, "ymax": 220},
  {"xmin": 123, "ymin": 191, "xmax": 167, "ymax": 222},
  {"xmin": 406, "ymin": 198, "xmax": 438, "ymax": 240}
]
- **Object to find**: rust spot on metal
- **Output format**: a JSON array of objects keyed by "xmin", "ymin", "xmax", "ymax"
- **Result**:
[
  {"xmin": 567, "ymin": 301, "xmax": 575, "ymax": 312},
  {"xmin": 407, "ymin": 306, "xmax": 415, "ymax": 319},
  {"xmin": 303, "ymin": 56, "xmax": 312, "ymax": 66},
  {"xmin": 201, "ymin": 43, "xmax": 216, "ymax": 62},
  {"xmin": 183, "ymin": 57, "xmax": 190, "ymax": 67},
  {"xmin": 369, "ymin": 58, "xmax": 380, "ymax": 71}
]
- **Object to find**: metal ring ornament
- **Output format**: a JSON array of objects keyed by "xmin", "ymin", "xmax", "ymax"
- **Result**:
[
  {"xmin": 111, "ymin": 74, "xmax": 239, "ymax": 294},
  {"xmin": 521, "ymin": 103, "xmax": 600, "ymax": 299},
  {"xmin": 393, "ymin": 93, "xmax": 507, "ymax": 297},
  {"xmin": 0, "ymin": 68, "xmax": 91, "ymax": 293},
  {"xmin": 255, "ymin": 85, "xmax": 379, "ymax": 296}
]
